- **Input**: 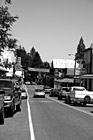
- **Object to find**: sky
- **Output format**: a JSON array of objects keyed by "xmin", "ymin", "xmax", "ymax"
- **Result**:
[{"xmin": 1, "ymin": 0, "xmax": 93, "ymax": 63}]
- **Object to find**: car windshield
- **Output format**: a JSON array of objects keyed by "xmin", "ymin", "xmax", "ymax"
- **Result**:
[
  {"xmin": 35, "ymin": 89, "xmax": 44, "ymax": 92},
  {"xmin": 0, "ymin": 81, "xmax": 13, "ymax": 89}
]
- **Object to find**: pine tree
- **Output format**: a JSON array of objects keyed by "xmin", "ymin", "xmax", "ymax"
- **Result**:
[{"xmin": 75, "ymin": 37, "xmax": 86, "ymax": 63}]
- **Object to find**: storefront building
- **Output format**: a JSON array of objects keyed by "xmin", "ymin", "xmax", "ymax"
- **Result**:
[
  {"xmin": 80, "ymin": 45, "xmax": 93, "ymax": 91},
  {"xmin": 50, "ymin": 59, "xmax": 80, "ymax": 88}
]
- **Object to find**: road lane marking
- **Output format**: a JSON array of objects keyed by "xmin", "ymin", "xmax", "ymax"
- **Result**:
[
  {"xmin": 26, "ymin": 86, "xmax": 35, "ymax": 140},
  {"xmin": 30, "ymin": 100, "xmax": 53, "ymax": 103},
  {"xmin": 46, "ymin": 95, "xmax": 93, "ymax": 117}
]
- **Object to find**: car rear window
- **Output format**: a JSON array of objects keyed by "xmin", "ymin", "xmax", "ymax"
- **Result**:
[{"xmin": 73, "ymin": 88, "xmax": 85, "ymax": 91}]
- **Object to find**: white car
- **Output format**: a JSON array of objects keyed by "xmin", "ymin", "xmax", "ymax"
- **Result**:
[
  {"xmin": 33, "ymin": 88, "xmax": 45, "ymax": 98},
  {"xmin": 21, "ymin": 88, "xmax": 28, "ymax": 99}
]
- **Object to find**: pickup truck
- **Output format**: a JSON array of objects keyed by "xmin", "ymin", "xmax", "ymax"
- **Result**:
[
  {"xmin": 0, "ymin": 90, "xmax": 5, "ymax": 124},
  {"xmin": 0, "ymin": 79, "xmax": 21, "ymax": 117},
  {"xmin": 65, "ymin": 86, "xmax": 93, "ymax": 105}
]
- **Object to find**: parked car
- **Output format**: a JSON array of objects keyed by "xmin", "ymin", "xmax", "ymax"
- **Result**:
[
  {"xmin": 31, "ymin": 81, "xmax": 37, "ymax": 85},
  {"xmin": 65, "ymin": 86, "xmax": 93, "ymax": 105},
  {"xmin": 21, "ymin": 88, "xmax": 28, "ymax": 99},
  {"xmin": 49, "ymin": 88, "xmax": 59, "ymax": 97},
  {"xmin": 0, "ymin": 79, "xmax": 21, "ymax": 117},
  {"xmin": 44, "ymin": 86, "xmax": 51, "ymax": 94},
  {"xmin": 58, "ymin": 87, "xmax": 70, "ymax": 100},
  {"xmin": 33, "ymin": 88, "xmax": 45, "ymax": 98},
  {"xmin": 0, "ymin": 90, "xmax": 5, "ymax": 124}
]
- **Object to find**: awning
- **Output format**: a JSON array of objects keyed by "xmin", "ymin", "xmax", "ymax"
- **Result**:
[
  {"xmin": 55, "ymin": 78, "xmax": 74, "ymax": 83},
  {"xmin": 28, "ymin": 67, "xmax": 49, "ymax": 73},
  {"xmin": 80, "ymin": 74, "xmax": 93, "ymax": 79}
]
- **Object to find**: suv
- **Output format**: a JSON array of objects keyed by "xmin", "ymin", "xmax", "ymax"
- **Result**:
[
  {"xmin": 49, "ymin": 88, "xmax": 59, "ymax": 97},
  {"xmin": 0, "ymin": 79, "xmax": 21, "ymax": 117},
  {"xmin": 0, "ymin": 90, "xmax": 5, "ymax": 124}
]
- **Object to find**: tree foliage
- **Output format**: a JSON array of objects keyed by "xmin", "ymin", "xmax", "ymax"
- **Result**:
[
  {"xmin": 1, "ymin": 0, "xmax": 50, "ymax": 70},
  {"xmin": 0, "ymin": 6, "xmax": 18, "ymax": 50},
  {"xmin": 75, "ymin": 37, "xmax": 86, "ymax": 62},
  {"xmin": 5, "ymin": 0, "xmax": 11, "ymax": 5},
  {"xmin": 43, "ymin": 61, "xmax": 50, "ymax": 68},
  {"xmin": 30, "ymin": 47, "xmax": 36, "ymax": 58},
  {"xmin": 16, "ymin": 46, "xmax": 50, "ymax": 69},
  {"xmin": 31, "ymin": 52, "xmax": 43, "ymax": 68},
  {"xmin": 8, "ymin": 38, "xmax": 17, "ymax": 49}
]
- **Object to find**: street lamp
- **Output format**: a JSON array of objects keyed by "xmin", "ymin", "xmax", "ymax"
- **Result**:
[{"xmin": 68, "ymin": 53, "xmax": 76, "ymax": 85}]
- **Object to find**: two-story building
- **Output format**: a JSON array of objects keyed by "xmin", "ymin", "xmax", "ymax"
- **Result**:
[
  {"xmin": 80, "ymin": 44, "xmax": 93, "ymax": 91},
  {"xmin": 50, "ymin": 59, "xmax": 80, "ymax": 88}
]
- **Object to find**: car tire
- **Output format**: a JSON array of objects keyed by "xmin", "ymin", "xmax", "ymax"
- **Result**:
[
  {"xmin": 16, "ymin": 104, "xmax": 21, "ymax": 112},
  {"xmin": 9, "ymin": 103, "xmax": 15, "ymax": 117},
  {"xmin": 9, "ymin": 108, "xmax": 14, "ymax": 117},
  {"xmin": 73, "ymin": 101, "xmax": 77, "ymax": 106},
  {"xmin": 83, "ymin": 102, "xmax": 86, "ymax": 106},
  {"xmin": 58, "ymin": 96, "xmax": 60, "ymax": 100},
  {"xmin": 0, "ymin": 108, "xmax": 4, "ymax": 125},
  {"xmin": 65, "ymin": 96, "xmax": 71, "ymax": 104}
]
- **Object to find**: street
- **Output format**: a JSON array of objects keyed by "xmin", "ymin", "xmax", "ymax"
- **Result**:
[{"xmin": 1, "ymin": 85, "xmax": 93, "ymax": 140}]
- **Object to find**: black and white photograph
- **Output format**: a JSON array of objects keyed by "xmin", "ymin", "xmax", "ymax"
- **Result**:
[{"xmin": 0, "ymin": 0, "xmax": 93, "ymax": 140}]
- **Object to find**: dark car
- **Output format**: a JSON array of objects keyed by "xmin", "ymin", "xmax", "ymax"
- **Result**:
[
  {"xmin": 0, "ymin": 79, "xmax": 21, "ymax": 117},
  {"xmin": 49, "ymin": 88, "xmax": 59, "ymax": 97},
  {"xmin": 0, "ymin": 90, "xmax": 5, "ymax": 124},
  {"xmin": 58, "ymin": 87, "xmax": 70, "ymax": 100},
  {"xmin": 44, "ymin": 86, "xmax": 51, "ymax": 94}
]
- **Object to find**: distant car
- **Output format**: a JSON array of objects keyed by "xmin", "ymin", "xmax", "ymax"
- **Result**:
[
  {"xmin": 21, "ymin": 88, "xmax": 27, "ymax": 99},
  {"xmin": 58, "ymin": 87, "xmax": 70, "ymax": 100},
  {"xmin": 25, "ymin": 81, "xmax": 30, "ymax": 85},
  {"xmin": 33, "ymin": 88, "xmax": 45, "ymax": 98},
  {"xmin": 0, "ymin": 79, "xmax": 21, "ymax": 117},
  {"xmin": 44, "ymin": 86, "xmax": 51, "ymax": 94},
  {"xmin": 0, "ymin": 90, "xmax": 5, "ymax": 124},
  {"xmin": 49, "ymin": 88, "xmax": 58, "ymax": 97}
]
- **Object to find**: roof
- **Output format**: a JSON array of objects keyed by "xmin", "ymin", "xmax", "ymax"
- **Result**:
[
  {"xmin": 80, "ymin": 74, "xmax": 93, "ymax": 79},
  {"xmin": 55, "ymin": 78, "xmax": 74, "ymax": 83},
  {"xmin": 52, "ymin": 59, "xmax": 79, "ymax": 69},
  {"xmin": 28, "ymin": 67, "xmax": 49, "ymax": 73},
  {"xmin": 0, "ymin": 78, "xmax": 12, "ymax": 82}
]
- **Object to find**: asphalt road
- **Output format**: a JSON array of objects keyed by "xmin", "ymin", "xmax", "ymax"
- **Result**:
[
  {"xmin": 28, "ymin": 85, "xmax": 93, "ymax": 140},
  {"xmin": 1, "ymin": 84, "xmax": 93, "ymax": 140}
]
